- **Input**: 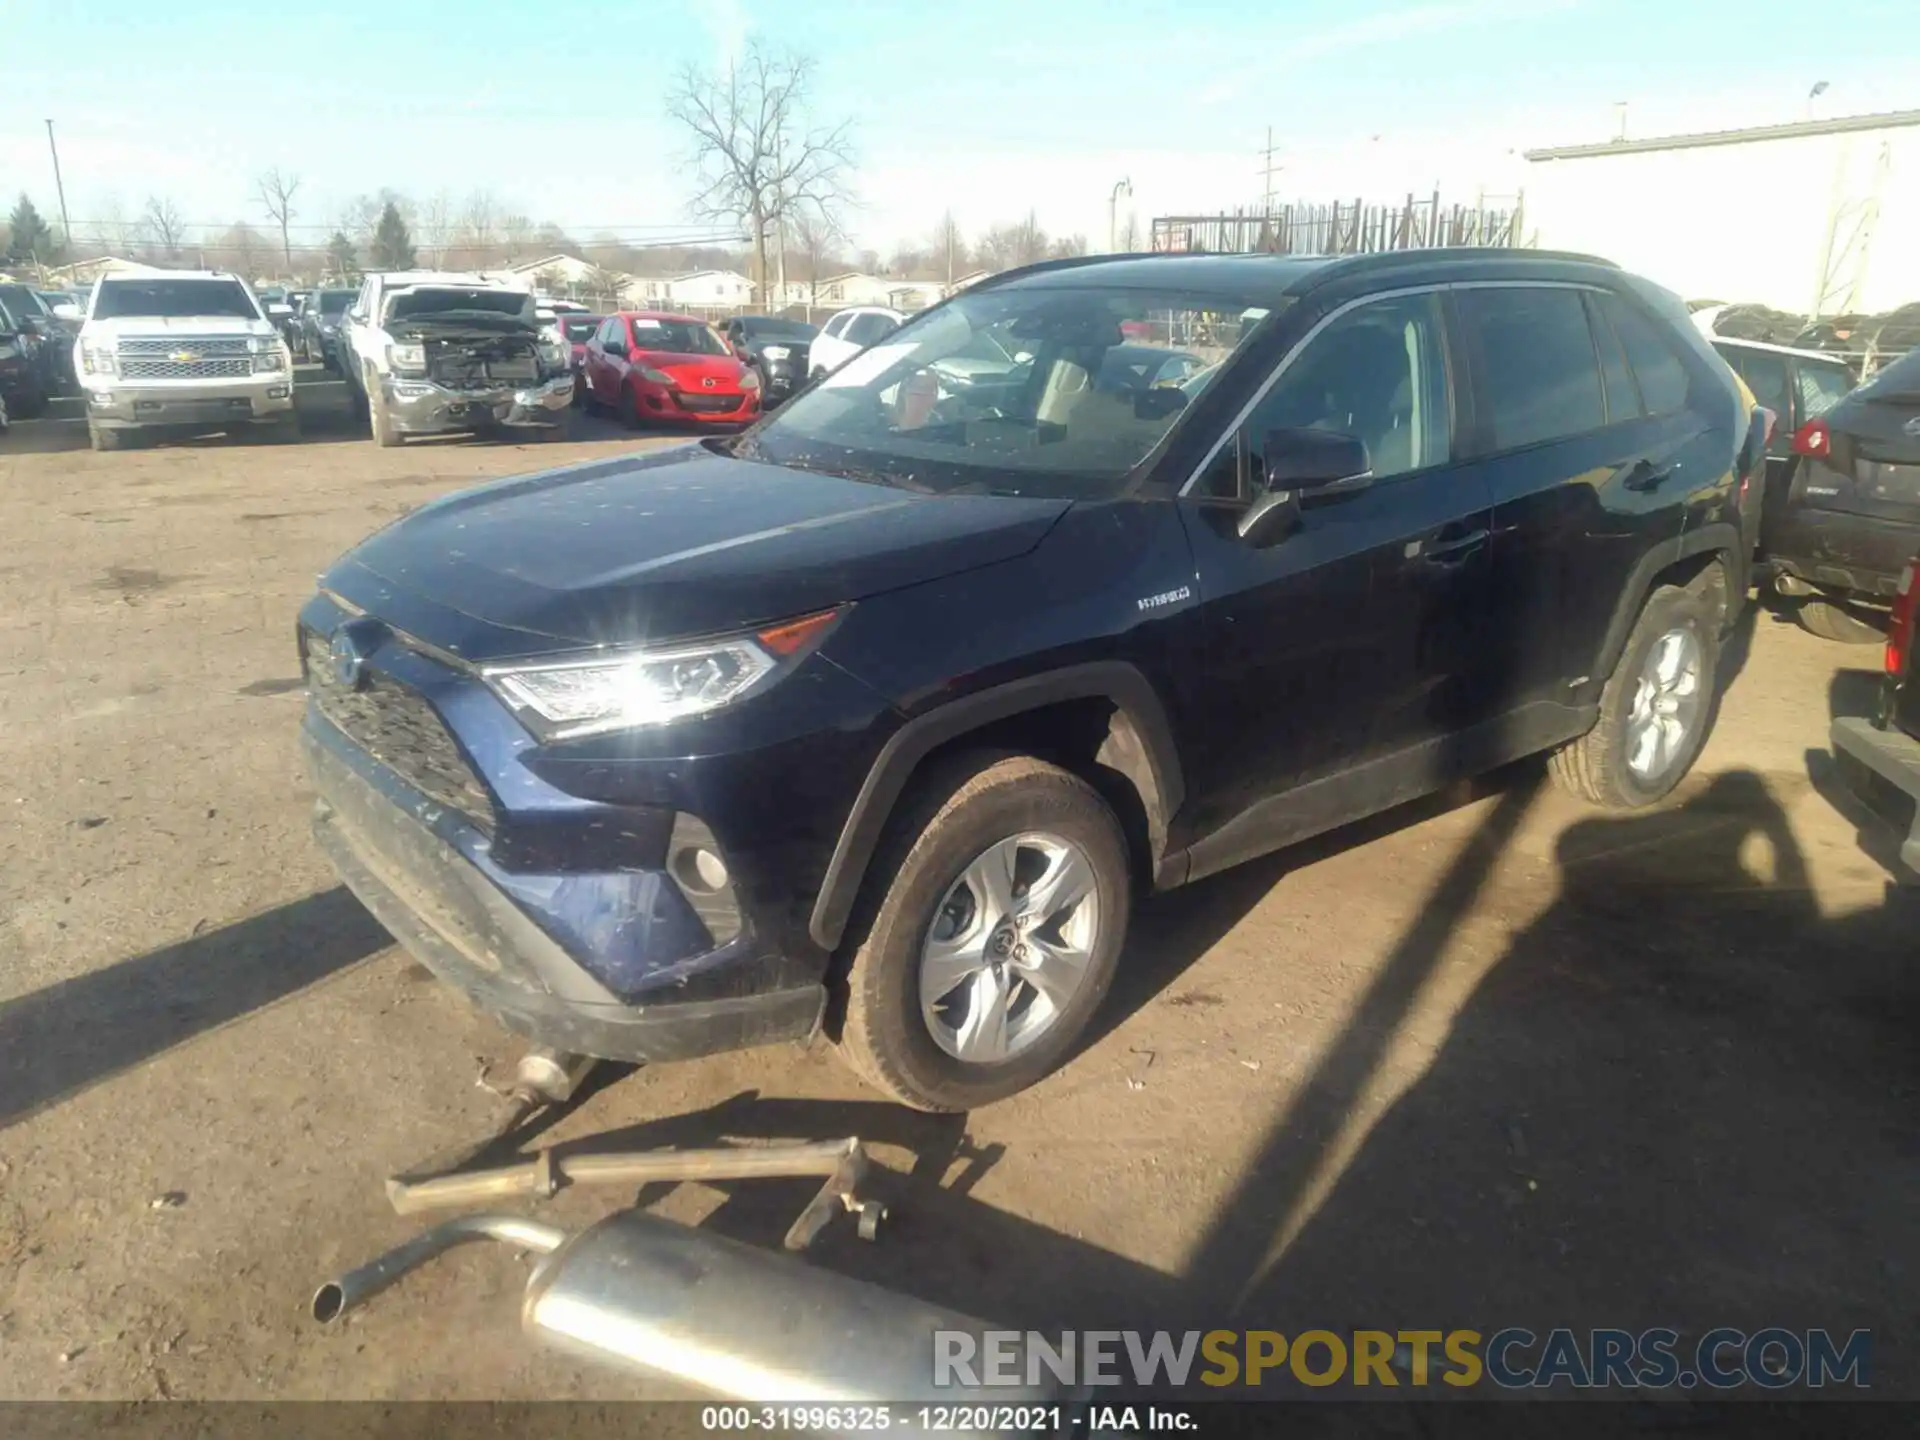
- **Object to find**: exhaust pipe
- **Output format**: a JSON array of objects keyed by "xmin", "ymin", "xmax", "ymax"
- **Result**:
[{"xmin": 316, "ymin": 1210, "xmax": 1074, "ymax": 1434}]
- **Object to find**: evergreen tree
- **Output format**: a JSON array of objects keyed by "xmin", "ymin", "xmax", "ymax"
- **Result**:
[
  {"xmin": 326, "ymin": 230, "xmax": 360, "ymax": 279},
  {"xmin": 5, "ymin": 194, "xmax": 59, "ymax": 263},
  {"xmin": 369, "ymin": 203, "xmax": 416, "ymax": 269}
]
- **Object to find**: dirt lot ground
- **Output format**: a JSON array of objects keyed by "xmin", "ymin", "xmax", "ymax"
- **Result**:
[{"xmin": 1, "ymin": 369, "xmax": 1915, "ymax": 1404}]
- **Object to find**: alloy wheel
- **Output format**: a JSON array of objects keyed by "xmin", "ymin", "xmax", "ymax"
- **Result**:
[
  {"xmin": 919, "ymin": 832, "xmax": 1100, "ymax": 1064},
  {"xmin": 1626, "ymin": 626, "xmax": 1704, "ymax": 781}
]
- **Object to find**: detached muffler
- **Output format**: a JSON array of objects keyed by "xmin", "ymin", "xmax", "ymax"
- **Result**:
[{"xmin": 315, "ymin": 1209, "xmax": 1074, "ymax": 1432}]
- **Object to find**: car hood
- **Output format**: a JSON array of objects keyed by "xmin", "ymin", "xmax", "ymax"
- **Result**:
[
  {"xmin": 640, "ymin": 352, "xmax": 749, "ymax": 387},
  {"xmin": 324, "ymin": 444, "xmax": 1070, "ymax": 662},
  {"xmin": 81, "ymin": 315, "xmax": 277, "ymax": 340}
]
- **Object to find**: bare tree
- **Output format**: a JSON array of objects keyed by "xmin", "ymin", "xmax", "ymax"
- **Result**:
[
  {"xmin": 582, "ymin": 263, "xmax": 627, "ymax": 310},
  {"xmin": 86, "ymin": 194, "xmax": 129, "ymax": 257},
  {"xmin": 420, "ymin": 191, "xmax": 454, "ymax": 267},
  {"xmin": 141, "ymin": 196, "xmax": 185, "ymax": 260},
  {"xmin": 256, "ymin": 168, "xmax": 301, "ymax": 269},
  {"xmin": 667, "ymin": 41, "xmax": 855, "ymax": 302},
  {"xmin": 978, "ymin": 212, "xmax": 1051, "ymax": 271},
  {"xmin": 788, "ymin": 207, "xmax": 845, "ymax": 310},
  {"xmin": 457, "ymin": 190, "xmax": 500, "ymax": 266},
  {"xmin": 501, "ymin": 212, "xmax": 536, "ymax": 264},
  {"xmin": 217, "ymin": 221, "xmax": 268, "ymax": 279},
  {"xmin": 931, "ymin": 210, "xmax": 966, "ymax": 286},
  {"xmin": 1116, "ymin": 211, "xmax": 1140, "ymax": 252}
]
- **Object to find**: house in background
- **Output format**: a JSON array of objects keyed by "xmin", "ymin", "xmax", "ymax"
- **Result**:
[{"xmin": 665, "ymin": 269, "xmax": 755, "ymax": 307}]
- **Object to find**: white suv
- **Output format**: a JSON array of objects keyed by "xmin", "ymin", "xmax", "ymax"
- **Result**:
[
  {"xmin": 76, "ymin": 271, "xmax": 296, "ymax": 451},
  {"xmin": 807, "ymin": 307, "xmax": 906, "ymax": 379},
  {"xmin": 338, "ymin": 271, "xmax": 573, "ymax": 447}
]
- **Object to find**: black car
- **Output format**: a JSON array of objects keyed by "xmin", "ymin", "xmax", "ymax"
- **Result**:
[
  {"xmin": 301, "ymin": 248, "xmax": 1763, "ymax": 1111},
  {"xmin": 723, "ymin": 315, "xmax": 818, "ymax": 403},
  {"xmin": 300, "ymin": 288, "xmax": 359, "ymax": 372},
  {"xmin": 0, "ymin": 283, "xmax": 63, "ymax": 408},
  {"xmin": 1751, "ymin": 344, "xmax": 1920, "ymax": 642},
  {"xmin": 1831, "ymin": 551, "xmax": 1920, "ymax": 876}
]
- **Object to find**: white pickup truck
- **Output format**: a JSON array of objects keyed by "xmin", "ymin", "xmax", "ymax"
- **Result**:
[
  {"xmin": 337, "ymin": 271, "xmax": 574, "ymax": 446},
  {"xmin": 76, "ymin": 271, "xmax": 297, "ymax": 451}
]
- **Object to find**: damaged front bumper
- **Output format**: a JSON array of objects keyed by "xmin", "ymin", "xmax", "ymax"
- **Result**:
[{"xmin": 382, "ymin": 372, "xmax": 574, "ymax": 436}]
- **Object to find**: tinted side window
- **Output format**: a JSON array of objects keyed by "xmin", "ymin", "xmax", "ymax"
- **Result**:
[
  {"xmin": 824, "ymin": 314, "xmax": 850, "ymax": 339},
  {"xmin": 1198, "ymin": 291, "xmax": 1452, "ymax": 497},
  {"xmin": 1599, "ymin": 292, "xmax": 1690, "ymax": 415},
  {"xmin": 1462, "ymin": 287, "xmax": 1604, "ymax": 450},
  {"xmin": 1732, "ymin": 348, "xmax": 1791, "ymax": 419},
  {"xmin": 846, "ymin": 314, "xmax": 896, "ymax": 346},
  {"xmin": 1796, "ymin": 360, "xmax": 1853, "ymax": 419},
  {"xmin": 1589, "ymin": 294, "xmax": 1641, "ymax": 423}
]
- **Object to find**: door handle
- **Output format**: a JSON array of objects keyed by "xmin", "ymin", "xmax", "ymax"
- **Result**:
[
  {"xmin": 1623, "ymin": 459, "xmax": 1672, "ymax": 493},
  {"xmin": 1415, "ymin": 528, "xmax": 1489, "ymax": 565}
]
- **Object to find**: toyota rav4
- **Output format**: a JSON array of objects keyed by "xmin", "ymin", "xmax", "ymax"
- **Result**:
[{"xmin": 300, "ymin": 249, "xmax": 1765, "ymax": 1111}]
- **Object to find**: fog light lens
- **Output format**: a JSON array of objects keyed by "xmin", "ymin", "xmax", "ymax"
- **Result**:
[
  {"xmin": 89, "ymin": 390, "xmax": 113, "ymax": 406},
  {"xmin": 267, "ymin": 385, "xmax": 290, "ymax": 399},
  {"xmin": 674, "ymin": 845, "xmax": 729, "ymax": 894}
]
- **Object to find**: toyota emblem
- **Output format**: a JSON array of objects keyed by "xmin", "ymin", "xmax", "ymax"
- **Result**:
[{"xmin": 702, "ymin": 376, "xmax": 717, "ymax": 388}]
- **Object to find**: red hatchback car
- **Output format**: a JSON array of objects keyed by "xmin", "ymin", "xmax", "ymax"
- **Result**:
[{"xmin": 580, "ymin": 311, "xmax": 762, "ymax": 427}]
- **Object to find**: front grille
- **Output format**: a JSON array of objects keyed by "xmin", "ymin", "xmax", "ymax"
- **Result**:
[
  {"xmin": 120, "ymin": 356, "xmax": 254, "ymax": 380},
  {"xmin": 117, "ymin": 337, "xmax": 253, "ymax": 357},
  {"xmin": 676, "ymin": 392, "xmax": 742, "ymax": 413},
  {"xmin": 302, "ymin": 628, "xmax": 497, "ymax": 834}
]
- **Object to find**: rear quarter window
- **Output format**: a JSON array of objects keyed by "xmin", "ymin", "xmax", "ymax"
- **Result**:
[{"xmin": 1600, "ymin": 292, "xmax": 1690, "ymax": 415}]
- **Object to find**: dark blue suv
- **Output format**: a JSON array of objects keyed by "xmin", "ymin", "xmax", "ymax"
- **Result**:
[{"xmin": 301, "ymin": 249, "xmax": 1766, "ymax": 1110}]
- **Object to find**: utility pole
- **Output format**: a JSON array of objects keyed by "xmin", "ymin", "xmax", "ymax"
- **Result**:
[
  {"xmin": 1260, "ymin": 126, "xmax": 1282, "ymax": 213},
  {"xmin": 45, "ymin": 119, "xmax": 72, "ymax": 248}
]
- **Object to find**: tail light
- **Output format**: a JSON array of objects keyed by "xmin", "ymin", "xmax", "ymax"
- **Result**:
[
  {"xmin": 1888, "ymin": 560, "xmax": 1917, "ymax": 680},
  {"xmin": 1792, "ymin": 418, "xmax": 1831, "ymax": 457}
]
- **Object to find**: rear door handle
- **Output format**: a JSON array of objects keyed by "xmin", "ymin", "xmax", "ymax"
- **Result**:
[
  {"xmin": 1623, "ymin": 459, "xmax": 1672, "ymax": 493},
  {"xmin": 1415, "ymin": 528, "xmax": 1489, "ymax": 565}
]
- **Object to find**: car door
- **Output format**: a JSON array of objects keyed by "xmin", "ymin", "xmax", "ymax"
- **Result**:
[
  {"xmin": 814, "ymin": 312, "xmax": 854, "ymax": 373},
  {"xmin": 1461, "ymin": 283, "xmax": 1694, "ymax": 717},
  {"xmin": 1176, "ymin": 288, "xmax": 1493, "ymax": 847}
]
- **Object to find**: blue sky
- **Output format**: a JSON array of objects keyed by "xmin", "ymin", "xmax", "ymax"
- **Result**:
[{"xmin": 3, "ymin": 0, "xmax": 1913, "ymax": 258}]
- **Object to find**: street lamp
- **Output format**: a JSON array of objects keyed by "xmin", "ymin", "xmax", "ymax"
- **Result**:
[
  {"xmin": 1109, "ymin": 178, "xmax": 1133, "ymax": 253},
  {"xmin": 1807, "ymin": 80, "xmax": 1830, "ymax": 119}
]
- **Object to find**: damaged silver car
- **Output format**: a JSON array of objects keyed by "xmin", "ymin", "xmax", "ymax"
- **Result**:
[{"xmin": 338, "ymin": 272, "xmax": 575, "ymax": 447}]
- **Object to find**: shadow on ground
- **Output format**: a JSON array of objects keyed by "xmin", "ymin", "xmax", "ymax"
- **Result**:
[{"xmin": 0, "ymin": 886, "xmax": 392, "ymax": 1131}]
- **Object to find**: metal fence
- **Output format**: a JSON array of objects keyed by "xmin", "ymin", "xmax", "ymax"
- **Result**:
[{"xmin": 1152, "ymin": 192, "xmax": 1525, "ymax": 257}]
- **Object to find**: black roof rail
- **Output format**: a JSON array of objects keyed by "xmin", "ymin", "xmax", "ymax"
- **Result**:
[{"xmin": 1318, "ymin": 246, "xmax": 1620, "ymax": 272}]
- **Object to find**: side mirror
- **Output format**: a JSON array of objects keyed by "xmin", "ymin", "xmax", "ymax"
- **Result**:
[{"xmin": 1237, "ymin": 428, "xmax": 1373, "ymax": 544}]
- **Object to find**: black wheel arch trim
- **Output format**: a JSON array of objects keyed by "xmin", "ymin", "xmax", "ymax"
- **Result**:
[
  {"xmin": 1594, "ymin": 522, "xmax": 1743, "ymax": 684},
  {"xmin": 808, "ymin": 661, "xmax": 1186, "ymax": 952}
]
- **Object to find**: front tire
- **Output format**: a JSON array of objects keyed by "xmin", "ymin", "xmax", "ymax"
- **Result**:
[
  {"xmin": 836, "ymin": 754, "xmax": 1131, "ymax": 1112},
  {"xmin": 1550, "ymin": 581, "xmax": 1721, "ymax": 809},
  {"xmin": 1795, "ymin": 598, "xmax": 1882, "ymax": 645}
]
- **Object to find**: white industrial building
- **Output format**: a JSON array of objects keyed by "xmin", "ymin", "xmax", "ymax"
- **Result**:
[{"xmin": 1524, "ymin": 109, "xmax": 1920, "ymax": 315}]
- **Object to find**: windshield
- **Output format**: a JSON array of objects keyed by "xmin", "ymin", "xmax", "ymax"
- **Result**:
[
  {"xmin": 630, "ymin": 316, "xmax": 728, "ymax": 356},
  {"xmin": 92, "ymin": 279, "xmax": 261, "ymax": 321},
  {"xmin": 1857, "ymin": 347, "xmax": 1920, "ymax": 404},
  {"xmin": 384, "ymin": 287, "xmax": 535, "ymax": 325},
  {"xmin": 743, "ymin": 317, "xmax": 818, "ymax": 340},
  {"xmin": 0, "ymin": 284, "xmax": 50, "ymax": 318},
  {"xmin": 749, "ymin": 286, "xmax": 1276, "ymax": 498},
  {"xmin": 561, "ymin": 317, "xmax": 601, "ymax": 341},
  {"xmin": 317, "ymin": 289, "xmax": 356, "ymax": 316}
]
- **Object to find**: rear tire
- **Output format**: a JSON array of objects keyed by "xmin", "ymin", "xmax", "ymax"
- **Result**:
[
  {"xmin": 1550, "ymin": 581, "xmax": 1721, "ymax": 810},
  {"xmin": 836, "ymin": 754, "xmax": 1131, "ymax": 1112},
  {"xmin": 1795, "ymin": 598, "xmax": 1883, "ymax": 645}
]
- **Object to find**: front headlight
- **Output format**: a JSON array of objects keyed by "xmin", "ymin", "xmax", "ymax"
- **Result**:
[
  {"xmin": 539, "ymin": 338, "xmax": 568, "ymax": 368},
  {"xmin": 738, "ymin": 368, "xmax": 762, "ymax": 391},
  {"xmin": 637, "ymin": 365, "xmax": 676, "ymax": 386},
  {"xmin": 483, "ymin": 610, "xmax": 841, "ymax": 739},
  {"xmin": 81, "ymin": 344, "xmax": 116, "ymax": 377},
  {"xmin": 387, "ymin": 342, "xmax": 427, "ymax": 374},
  {"xmin": 252, "ymin": 340, "xmax": 290, "ymax": 372},
  {"xmin": 760, "ymin": 345, "xmax": 790, "ymax": 361}
]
